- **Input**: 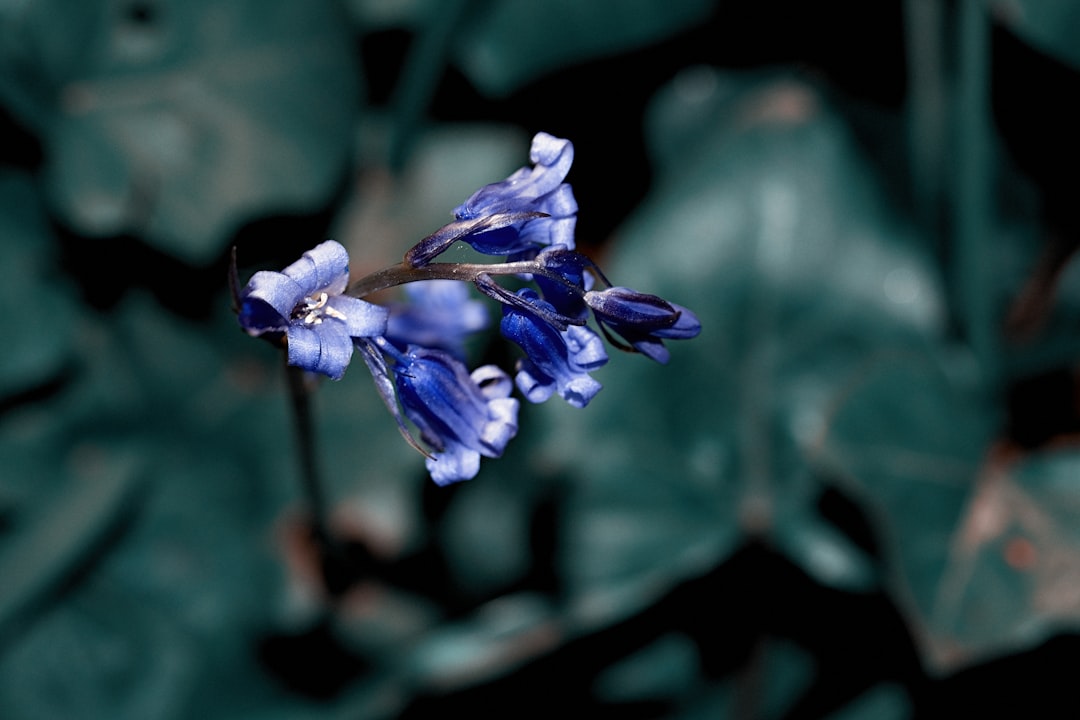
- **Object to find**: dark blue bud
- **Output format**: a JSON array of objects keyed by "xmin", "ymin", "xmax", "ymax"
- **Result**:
[
  {"xmin": 585, "ymin": 287, "xmax": 701, "ymax": 364},
  {"xmin": 500, "ymin": 289, "xmax": 608, "ymax": 408}
]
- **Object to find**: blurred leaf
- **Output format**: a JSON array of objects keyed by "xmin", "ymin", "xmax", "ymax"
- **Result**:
[
  {"xmin": 591, "ymin": 632, "xmax": 698, "ymax": 707},
  {"xmin": 990, "ymin": 0, "xmax": 1080, "ymax": 71},
  {"xmin": 0, "ymin": 290, "xmax": 288, "ymax": 716},
  {"xmin": 517, "ymin": 69, "xmax": 949, "ymax": 631},
  {"xmin": 812, "ymin": 349, "xmax": 997, "ymax": 672},
  {"xmin": 675, "ymin": 640, "xmax": 814, "ymax": 720},
  {"xmin": 929, "ymin": 447, "xmax": 1080, "ymax": 668},
  {"xmin": 825, "ymin": 683, "xmax": 911, "ymax": 720},
  {"xmin": 1, "ymin": 0, "xmax": 358, "ymax": 263},
  {"xmin": 0, "ymin": 170, "xmax": 76, "ymax": 397},
  {"xmin": 451, "ymin": 0, "xmax": 714, "ymax": 97},
  {"xmin": 814, "ymin": 327, "xmax": 1080, "ymax": 670},
  {"xmin": 1001, "ymin": 224, "xmax": 1080, "ymax": 378},
  {"xmin": 0, "ymin": 277, "xmax": 425, "ymax": 717},
  {"xmin": 0, "ymin": 574, "xmax": 200, "ymax": 720},
  {"xmin": 594, "ymin": 635, "xmax": 817, "ymax": 718},
  {"xmin": 0, "ymin": 443, "xmax": 141, "ymax": 647},
  {"xmin": 407, "ymin": 593, "xmax": 561, "ymax": 689},
  {"xmin": 345, "ymin": 0, "xmax": 439, "ymax": 30},
  {"xmin": 337, "ymin": 123, "xmax": 529, "ymax": 273}
]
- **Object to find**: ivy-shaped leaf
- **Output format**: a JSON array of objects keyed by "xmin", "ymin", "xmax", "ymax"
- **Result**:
[
  {"xmin": 516, "ymin": 68, "xmax": 951, "ymax": 631},
  {"xmin": 450, "ymin": 0, "xmax": 715, "ymax": 97},
  {"xmin": 811, "ymin": 348, "xmax": 997, "ymax": 673},
  {"xmin": 1, "ymin": 0, "xmax": 358, "ymax": 263}
]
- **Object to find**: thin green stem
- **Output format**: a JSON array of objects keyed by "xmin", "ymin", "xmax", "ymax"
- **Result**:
[
  {"xmin": 346, "ymin": 259, "xmax": 573, "ymax": 298},
  {"xmin": 904, "ymin": 0, "xmax": 947, "ymax": 233},
  {"xmin": 954, "ymin": 0, "xmax": 997, "ymax": 387},
  {"xmin": 387, "ymin": 0, "xmax": 476, "ymax": 170},
  {"xmin": 285, "ymin": 363, "xmax": 334, "ymax": 550}
]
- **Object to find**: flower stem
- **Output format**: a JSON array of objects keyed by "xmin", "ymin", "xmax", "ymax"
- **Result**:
[
  {"xmin": 954, "ymin": 0, "xmax": 998, "ymax": 388},
  {"xmin": 346, "ymin": 259, "xmax": 563, "ymax": 298},
  {"xmin": 285, "ymin": 363, "xmax": 334, "ymax": 552}
]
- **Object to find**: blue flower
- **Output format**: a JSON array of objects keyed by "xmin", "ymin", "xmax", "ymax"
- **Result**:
[
  {"xmin": 385, "ymin": 280, "xmax": 488, "ymax": 359},
  {"xmin": 532, "ymin": 245, "xmax": 594, "ymax": 320},
  {"xmin": 389, "ymin": 345, "xmax": 519, "ymax": 485},
  {"xmin": 500, "ymin": 289, "xmax": 607, "ymax": 408},
  {"xmin": 454, "ymin": 131, "xmax": 577, "ymax": 255},
  {"xmin": 237, "ymin": 240, "xmax": 388, "ymax": 380},
  {"xmin": 584, "ymin": 287, "xmax": 701, "ymax": 364},
  {"xmin": 406, "ymin": 133, "xmax": 578, "ymax": 267}
]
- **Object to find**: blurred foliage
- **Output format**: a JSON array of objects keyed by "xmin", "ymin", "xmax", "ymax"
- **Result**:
[
  {"xmin": 0, "ymin": 0, "xmax": 358, "ymax": 263},
  {"xmin": 0, "ymin": 171, "xmax": 75, "ymax": 396},
  {"xmin": 989, "ymin": 0, "xmax": 1080, "ymax": 71},
  {"xmin": 539, "ymin": 69, "xmax": 947, "ymax": 611},
  {"xmin": 449, "ymin": 0, "xmax": 715, "ymax": 97},
  {"xmin": 3, "ymin": 0, "xmax": 1080, "ymax": 718}
]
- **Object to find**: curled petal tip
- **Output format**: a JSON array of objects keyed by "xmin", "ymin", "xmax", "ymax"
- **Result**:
[{"xmin": 235, "ymin": 241, "xmax": 387, "ymax": 379}]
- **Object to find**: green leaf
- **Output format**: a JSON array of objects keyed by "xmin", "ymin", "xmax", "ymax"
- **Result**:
[
  {"xmin": 989, "ymin": 0, "xmax": 1080, "ymax": 71},
  {"xmin": 2, "ymin": 0, "xmax": 359, "ymax": 263},
  {"xmin": 825, "ymin": 683, "xmax": 911, "ymax": 720},
  {"xmin": 814, "ymin": 312, "xmax": 1080, "ymax": 671},
  {"xmin": 0, "ymin": 574, "xmax": 200, "ymax": 720},
  {"xmin": 927, "ymin": 447, "xmax": 1080, "ymax": 669},
  {"xmin": 450, "ymin": 0, "xmax": 714, "ymax": 97},
  {"xmin": 0, "ymin": 443, "xmax": 141, "ymax": 648},
  {"xmin": 0, "ymin": 171, "xmax": 77, "ymax": 398},
  {"xmin": 812, "ymin": 349, "xmax": 997, "ymax": 673},
  {"xmin": 674, "ymin": 640, "xmax": 814, "ymax": 720},
  {"xmin": 518, "ymin": 69, "xmax": 952, "ymax": 631}
]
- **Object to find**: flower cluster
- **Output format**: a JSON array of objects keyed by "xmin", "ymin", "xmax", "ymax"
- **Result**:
[{"xmin": 235, "ymin": 132, "xmax": 700, "ymax": 484}]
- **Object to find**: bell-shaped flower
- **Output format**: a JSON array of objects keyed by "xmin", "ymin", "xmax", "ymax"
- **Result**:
[
  {"xmin": 584, "ymin": 286, "xmax": 701, "ymax": 364},
  {"xmin": 236, "ymin": 240, "xmax": 388, "ymax": 380},
  {"xmin": 385, "ymin": 280, "xmax": 488, "ymax": 359},
  {"xmin": 452, "ymin": 132, "xmax": 578, "ymax": 259},
  {"xmin": 500, "ymin": 289, "xmax": 608, "ymax": 408},
  {"xmin": 532, "ymin": 245, "xmax": 595, "ymax": 320},
  {"xmin": 389, "ymin": 345, "xmax": 519, "ymax": 485}
]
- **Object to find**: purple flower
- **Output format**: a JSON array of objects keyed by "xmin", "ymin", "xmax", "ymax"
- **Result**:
[
  {"xmin": 500, "ymin": 289, "xmax": 607, "ymax": 408},
  {"xmin": 455, "ymin": 131, "xmax": 577, "ymax": 254},
  {"xmin": 389, "ymin": 345, "xmax": 519, "ymax": 485},
  {"xmin": 406, "ymin": 133, "xmax": 578, "ymax": 267},
  {"xmin": 584, "ymin": 287, "xmax": 701, "ymax": 364},
  {"xmin": 532, "ymin": 245, "xmax": 595, "ymax": 320},
  {"xmin": 237, "ymin": 240, "xmax": 388, "ymax": 380},
  {"xmin": 385, "ymin": 280, "xmax": 488, "ymax": 359}
]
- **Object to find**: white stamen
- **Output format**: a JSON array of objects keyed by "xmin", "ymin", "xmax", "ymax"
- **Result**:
[
  {"xmin": 323, "ymin": 304, "xmax": 348, "ymax": 321},
  {"xmin": 297, "ymin": 292, "xmax": 347, "ymax": 325}
]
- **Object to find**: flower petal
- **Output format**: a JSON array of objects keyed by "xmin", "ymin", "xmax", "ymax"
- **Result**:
[
  {"xmin": 471, "ymin": 363, "xmax": 514, "ymax": 401},
  {"xmin": 426, "ymin": 446, "xmax": 481, "ymax": 487},
  {"xmin": 455, "ymin": 133, "xmax": 574, "ymax": 218},
  {"xmin": 565, "ymin": 324, "xmax": 608, "ymax": 369},
  {"xmin": 584, "ymin": 287, "xmax": 682, "ymax": 330},
  {"xmin": 326, "ymin": 294, "xmax": 390, "ymax": 338},
  {"xmin": 439, "ymin": 132, "xmax": 578, "ymax": 259},
  {"xmin": 391, "ymin": 347, "xmax": 519, "ymax": 484},
  {"xmin": 499, "ymin": 289, "xmax": 607, "ymax": 407},
  {"xmin": 585, "ymin": 287, "xmax": 700, "ymax": 364},
  {"xmin": 652, "ymin": 303, "xmax": 702, "ymax": 339},
  {"xmin": 515, "ymin": 363, "xmax": 557, "ymax": 404},
  {"xmin": 238, "ymin": 270, "xmax": 305, "ymax": 333},
  {"xmin": 358, "ymin": 338, "xmax": 433, "ymax": 458},
  {"xmin": 281, "ymin": 239, "xmax": 351, "ymax": 295},
  {"xmin": 480, "ymin": 396, "xmax": 520, "ymax": 455},
  {"xmin": 385, "ymin": 280, "xmax": 488, "ymax": 358},
  {"xmin": 286, "ymin": 319, "xmax": 354, "ymax": 380}
]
